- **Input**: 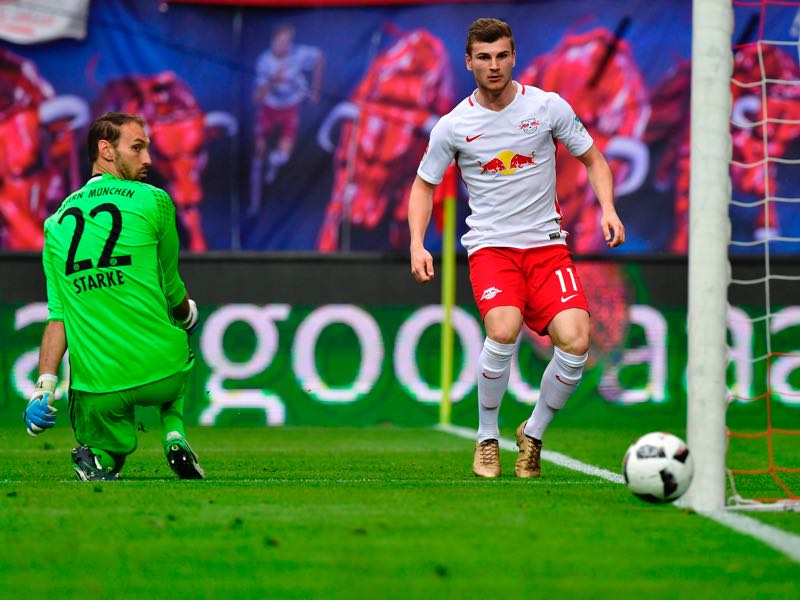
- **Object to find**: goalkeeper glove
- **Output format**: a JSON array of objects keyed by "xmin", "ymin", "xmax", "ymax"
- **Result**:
[
  {"xmin": 24, "ymin": 374, "xmax": 58, "ymax": 437},
  {"xmin": 178, "ymin": 299, "xmax": 199, "ymax": 335}
]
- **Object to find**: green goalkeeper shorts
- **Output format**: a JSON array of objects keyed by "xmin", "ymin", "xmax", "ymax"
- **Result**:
[{"xmin": 69, "ymin": 368, "xmax": 190, "ymax": 456}]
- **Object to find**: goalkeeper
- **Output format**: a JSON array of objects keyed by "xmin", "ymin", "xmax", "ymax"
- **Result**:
[{"xmin": 24, "ymin": 112, "xmax": 204, "ymax": 481}]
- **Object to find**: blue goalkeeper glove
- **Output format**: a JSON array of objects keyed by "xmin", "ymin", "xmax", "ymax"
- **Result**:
[
  {"xmin": 24, "ymin": 374, "xmax": 58, "ymax": 437},
  {"xmin": 178, "ymin": 299, "xmax": 199, "ymax": 335}
]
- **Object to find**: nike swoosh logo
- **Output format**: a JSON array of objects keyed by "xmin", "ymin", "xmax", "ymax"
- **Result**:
[
  {"xmin": 560, "ymin": 294, "xmax": 578, "ymax": 303},
  {"xmin": 482, "ymin": 372, "xmax": 502, "ymax": 380},
  {"xmin": 555, "ymin": 375, "xmax": 576, "ymax": 386},
  {"xmin": 466, "ymin": 134, "xmax": 484, "ymax": 143}
]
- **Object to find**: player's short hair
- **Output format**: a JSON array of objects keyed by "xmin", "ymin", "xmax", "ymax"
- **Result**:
[
  {"xmin": 272, "ymin": 22, "xmax": 295, "ymax": 39},
  {"xmin": 466, "ymin": 18, "xmax": 515, "ymax": 56},
  {"xmin": 88, "ymin": 112, "xmax": 146, "ymax": 163}
]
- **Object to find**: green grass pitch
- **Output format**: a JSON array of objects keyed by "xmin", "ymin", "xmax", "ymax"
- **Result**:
[{"xmin": 0, "ymin": 423, "xmax": 798, "ymax": 599}]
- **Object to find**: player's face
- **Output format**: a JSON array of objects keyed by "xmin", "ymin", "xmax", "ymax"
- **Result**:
[
  {"xmin": 466, "ymin": 38, "xmax": 516, "ymax": 94},
  {"xmin": 271, "ymin": 29, "xmax": 294, "ymax": 58},
  {"xmin": 112, "ymin": 122, "xmax": 151, "ymax": 181}
]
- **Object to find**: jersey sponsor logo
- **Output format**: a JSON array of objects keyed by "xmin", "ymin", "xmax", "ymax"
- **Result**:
[
  {"xmin": 480, "ymin": 286, "xmax": 502, "ymax": 300},
  {"xmin": 466, "ymin": 133, "xmax": 485, "ymax": 143},
  {"xmin": 573, "ymin": 115, "xmax": 586, "ymax": 134},
  {"xmin": 519, "ymin": 117, "xmax": 540, "ymax": 134},
  {"xmin": 560, "ymin": 293, "xmax": 578, "ymax": 303},
  {"xmin": 478, "ymin": 150, "xmax": 537, "ymax": 175}
]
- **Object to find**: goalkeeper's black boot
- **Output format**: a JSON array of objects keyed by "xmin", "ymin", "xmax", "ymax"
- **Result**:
[
  {"xmin": 71, "ymin": 446, "xmax": 119, "ymax": 481},
  {"xmin": 165, "ymin": 432, "xmax": 205, "ymax": 480}
]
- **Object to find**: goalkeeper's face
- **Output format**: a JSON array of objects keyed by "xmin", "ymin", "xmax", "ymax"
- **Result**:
[
  {"xmin": 466, "ymin": 37, "xmax": 516, "ymax": 94},
  {"xmin": 112, "ymin": 122, "xmax": 152, "ymax": 182}
]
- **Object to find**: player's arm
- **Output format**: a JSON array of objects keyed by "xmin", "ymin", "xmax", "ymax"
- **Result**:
[
  {"xmin": 171, "ymin": 294, "xmax": 199, "ymax": 334},
  {"xmin": 153, "ymin": 190, "xmax": 199, "ymax": 333},
  {"xmin": 309, "ymin": 50, "xmax": 324, "ymax": 103},
  {"xmin": 576, "ymin": 144, "xmax": 625, "ymax": 248},
  {"xmin": 253, "ymin": 55, "xmax": 275, "ymax": 104},
  {"xmin": 408, "ymin": 175, "xmax": 437, "ymax": 283},
  {"xmin": 39, "ymin": 233, "xmax": 67, "ymax": 376},
  {"xmin": 38, "ymin": 320, "xmax": 67, "ymax": 374},
  {"xmin": 25, "ymin": 238, "xmax": 66, "ymax": 436},
  {"xmin": 24, "ymin": 320, "xmax": 66, "ymax": 436}
]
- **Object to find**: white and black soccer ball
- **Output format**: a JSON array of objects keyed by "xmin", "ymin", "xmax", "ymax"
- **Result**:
[{"xmin": 622, "ymin": 432, "xmax": 694, "ymax": 503}]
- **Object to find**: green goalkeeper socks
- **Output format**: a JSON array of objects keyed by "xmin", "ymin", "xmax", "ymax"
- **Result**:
[{"xmin": 161, "ymin": 406, "xmax": 187, "ymax": 451}]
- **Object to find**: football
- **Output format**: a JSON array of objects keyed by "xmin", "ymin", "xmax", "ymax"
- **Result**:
[{"xmin": 622, "ymin": 432, "xmax": 694, "ymax": 503}]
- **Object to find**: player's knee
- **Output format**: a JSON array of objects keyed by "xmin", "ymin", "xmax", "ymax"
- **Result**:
[
  {"xmin": 564, "ymin": 338, "xmax": 589, "ymax": 357},
  {"xmin": 487, "ymin": 329, "xmax": 518, "ymax": 345},
  {"xmin": 556, "ymin": 331, "xmax": 589, "ymax": 357}
]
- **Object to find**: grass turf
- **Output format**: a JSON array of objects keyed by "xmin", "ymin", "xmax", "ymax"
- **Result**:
[{"xmin": 0, "ymin": 425, "xmax": 798, "ymax": 599}]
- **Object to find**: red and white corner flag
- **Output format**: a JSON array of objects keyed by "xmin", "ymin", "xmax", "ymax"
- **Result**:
[{"xmin": 0, "ymin": 0, "xmax": 90, "ymax": 44}]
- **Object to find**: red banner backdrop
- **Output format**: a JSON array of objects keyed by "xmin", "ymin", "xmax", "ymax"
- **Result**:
[{"xmin": 167, "ymin": 0, "xmax": 491, "ymax": 6}]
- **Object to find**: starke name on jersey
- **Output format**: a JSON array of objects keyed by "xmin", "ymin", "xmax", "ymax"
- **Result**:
[{"xmin": 73, "ymin": 269, "xmax": 127, "ymax": 295}]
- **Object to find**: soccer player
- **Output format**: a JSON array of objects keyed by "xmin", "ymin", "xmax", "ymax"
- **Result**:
[
  {"xmin": 249, "ymin": 23, "xmax": 324, "ymax": 214},
  {"xmin": 409, "ymin": 19, "xmax": 625, "ymax": 478},
  {"xmin": 23, "ymin": 112, "xmax": 205, "ymax": 481}
]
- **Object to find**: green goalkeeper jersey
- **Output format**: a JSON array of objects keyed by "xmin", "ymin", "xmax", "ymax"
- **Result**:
[{"xmin": 43, "ymin": 173, "xmax": 193, "ymax": 393}]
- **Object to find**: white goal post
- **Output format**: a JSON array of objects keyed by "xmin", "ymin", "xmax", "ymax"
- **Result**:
[{"xmin": 686, "ymin": 0, "xmax": 733, "ymax": 512}]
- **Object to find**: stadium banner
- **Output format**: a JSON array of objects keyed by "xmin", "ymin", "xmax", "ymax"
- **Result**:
[
  {"xmin": 168, "ymin": 0, "xmax": 497, "ymax": 6},
  {"xmin": 1, "ymin": 0, "xmax": 798, "ymax": 254},
  {"xmin": 0, "ymin": 0, "xmax": 89, "ymax": 44},
  {"xmin": 2, "ymin": 257, "xmax": 798, "ymax": 427}
]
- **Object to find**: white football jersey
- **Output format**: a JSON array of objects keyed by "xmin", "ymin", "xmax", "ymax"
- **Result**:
[
  {"xmin": 418, "ymin": 82, "xmax": 593, "ymax": 254},
  {"xmin": 255, "ymin": 45, "xmax": 321, "ymax": 109}
]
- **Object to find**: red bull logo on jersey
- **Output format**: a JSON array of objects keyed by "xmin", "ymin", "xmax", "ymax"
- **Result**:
[
  {"xmin": 478, "ymin": 150, "xmax": 537, "ymax": 175},
  {"xmin": 519, "ymin": 117, "xmax": 540, "ymax": 134}
]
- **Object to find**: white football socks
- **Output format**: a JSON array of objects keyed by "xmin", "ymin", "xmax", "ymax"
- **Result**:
[
  {"xmin": 477, "ymin": 337, "xmax": 515, "ymax": 442},
  {"xmin": 524, "ymin": 346, "xmax": 588, "ymax": 440}
]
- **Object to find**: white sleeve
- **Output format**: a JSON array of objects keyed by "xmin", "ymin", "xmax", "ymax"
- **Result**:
[
  {"xmin": 548, "ymin": 93, "xmax": 594, "ymax": 157},
  {"xmin": 416, "ymin": 116, "xmax": 454, "ymax": 185},
  {"xmin": 255, "ymin": 52, "xmax": 269, "ymax": 87},
  {"xmin": 299, "ymin": 45, "xmax": 322, "ymax": 70}
]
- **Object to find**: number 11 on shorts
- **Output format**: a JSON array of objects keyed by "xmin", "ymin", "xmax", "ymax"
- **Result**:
[
  {"xmin": 555, "ymin": 268, "xmax": 578, "ymax": 303},
  {"xmin": 555, "ymin": 268, "xmax": 578, "ymax": 293}
]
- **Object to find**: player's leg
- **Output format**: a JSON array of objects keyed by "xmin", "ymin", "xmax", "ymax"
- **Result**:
[
  {"xmin": 480, "ymin": 307, "xmax": 522, "ymax": 440},
  {"xmin": 472, "ymin": 307, "xmax": 522, "ymax": 477},
  {"xmin": 163, "ymin": 399, "xmax": 204, "ymax": 481},
  {"xmin": 516, "ymin": 246, "xmax": 590, "ymax": 477},
  {"xmin": 468, "ymin": 248, "xmax": 527, "ymax": 477},
  {"xmin": 526, "ymin": 308, "xmax": 589, "ymax": 431},
  {"xmin": 133, "ymin": 369, "xmax": 204, "ymax": 479},
  {"xmin": 69, "ymin": 388, "xmax": 137, "ymax": 481},
  {"xmin": 265, "ymin": 107, "xmax": 298, "ymax": 184}
]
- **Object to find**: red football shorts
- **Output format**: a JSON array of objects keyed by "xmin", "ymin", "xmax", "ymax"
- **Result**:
[
  {"xmin": 257, "ymin": 105, "xmax": 299, "ymax": 141},
  {"xmin": 468, "ymin": 244, "xmax": 590, "ymax": 335}
]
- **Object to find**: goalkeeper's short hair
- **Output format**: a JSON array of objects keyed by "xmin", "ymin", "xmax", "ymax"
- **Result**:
[{"xmin": 88, "ymin": 112, "xmax": 146, "ymax": 163}]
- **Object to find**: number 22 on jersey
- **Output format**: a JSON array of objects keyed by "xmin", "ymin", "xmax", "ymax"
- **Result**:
[{"xmin": 58, "ymin": 202, "xmax": 132, "ymax": 275}]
